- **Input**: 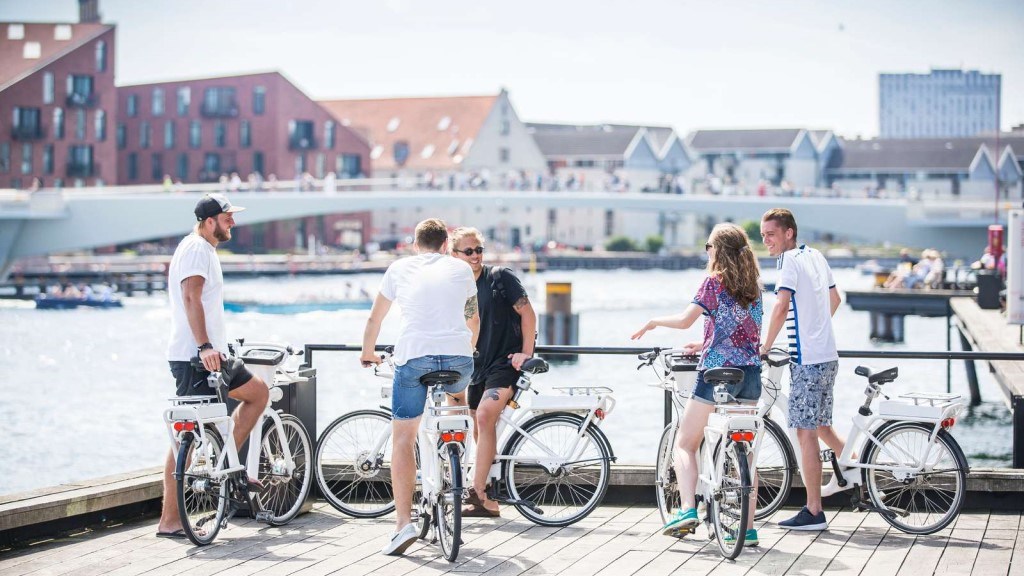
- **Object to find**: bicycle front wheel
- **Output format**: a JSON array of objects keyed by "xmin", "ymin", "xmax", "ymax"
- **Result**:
[
  {"xmin": 655, "ymin": 423, "xmax": 679, "ymax": 525},
  {"xmin": 256, "ymin": 414, "xmax": 313, "ymax": 525},
  {"xmin": 435, "ymin": 443, "xmax": 463, "ymax": 563},
  {"xmin": 503, "ymin": 413, "xmax": 612, "ymax": 527},
  {"xmin": 176, "ymin": 427, "xmax": 228, "ymax": 546},
  {"xmin": 754, "ymin": 417, "xmax": 795, "ymax": 520},
  {"xmin": 863, "ymin": 421, "xmax": 968, "ymax": 535},
  {"xmin": 711, "ymin": 440, "xmax": 751, "ymax": 560},
  {"xmin": 314, "ymin": 409, "xmax": 395, "ymax": 518}
]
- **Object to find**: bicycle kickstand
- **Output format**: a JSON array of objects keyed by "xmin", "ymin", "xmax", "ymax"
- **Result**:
[{"xmin": 849, "ymin": 488, "xmax": 898, "ymax": 519}]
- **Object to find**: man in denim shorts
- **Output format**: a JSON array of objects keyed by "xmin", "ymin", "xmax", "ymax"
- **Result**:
[
  {"xmin": 761, "ymin": 208, "xmax": 843, "ymax": 531},
  {"xmin": 360, "ymin": 218, "xmax": 480, "ymax": 556}
]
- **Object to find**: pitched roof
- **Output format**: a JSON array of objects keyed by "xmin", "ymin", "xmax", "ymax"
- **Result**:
[
  {"xmin": 527, "ymin": 123, "xmax": 678, "ymax": 158},
  {"xmin": 0, "ymin": 22, "xmax": 113, "ymax": 92},
  {"xmin": 318, "ymin": 94, "xmax": 498, "ymax": 171},
  {"xmin": 827, "ymin": 137, "xmax": 1024, "ymax": 172},
  {"xmin": 687, "ymin": 128, "xmax": 804, "ymax": 152}
]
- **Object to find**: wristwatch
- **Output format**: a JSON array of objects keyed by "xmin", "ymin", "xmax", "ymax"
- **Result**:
[{"xmin": 197, "ymin": 342, "xmax": 213, "ymax": 353}]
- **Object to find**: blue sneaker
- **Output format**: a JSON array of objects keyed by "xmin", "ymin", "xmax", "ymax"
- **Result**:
[
  {"xmin": 723, "ymin": 528, "xmax": 759, "ymax": 547},
  {"xmin": 778, "ymin": 507, "xmax": 828, "ymax": 531},
  {"xmin": 661, "ymin": 507, "xmax": 699, "ymax": 536}
]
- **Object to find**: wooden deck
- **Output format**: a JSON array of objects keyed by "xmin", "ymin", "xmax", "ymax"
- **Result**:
[{"xmin": 1, "ymin": 503, "xmax": 1020, "ymax": 575}]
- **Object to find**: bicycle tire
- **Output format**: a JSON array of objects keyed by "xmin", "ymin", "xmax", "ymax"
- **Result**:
[
  {"xmin": 314, "ymin": 409, "xmax": 396, "ymax": 518},
  {"xmin": 862, "ymin": 421, "xmax": 968, "ymax": 535},
  {"xmin": 754, "ymin": 417, "xmax": 795, "ymax": 520},
  {"xmin": 503, "ymin": 413, "xmax": 612, "ymax": 527},
  {"xmin": 711, "ymin": 440, "xmax": 751, "ymax": 559},
  {"xmin": 435, "ymin": 443, "xmax": 463, "ymax": 562},
  {"xmin": 655, "ymin": 423, "xmax": 679, "ymax": 525},
  {"xmin": 176, "ymin": 426, "xmax": 228, "ymax": 546},
  {"xmin": 256, "ymin": 414, "xmax": 313, "ymax": 525}
]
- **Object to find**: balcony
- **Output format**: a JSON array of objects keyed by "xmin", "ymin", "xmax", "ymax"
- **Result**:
[
  {"xmin": 200, "ymin": 103, "xmax": 239, "ymax": 118},
  {"xmin": 66, "ymin": 162, "xmax": 99, "ymax": 178},
  {"xmin": 10, "ymin": 124, "xmax": 45, "ymax": 141},
  {"xmin": 66, "ymin": 92, "xmax": 99, "ymax": 108},
  {"xmin": 289, "ymin": 135, "xmax": 317, "ymax": 150}
]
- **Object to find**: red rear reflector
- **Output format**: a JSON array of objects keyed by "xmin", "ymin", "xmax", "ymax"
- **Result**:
[
  {"xmin": 453, "ymin": 431, "xmax": 466, "ymax": 442},
  {"xmin": 595, "ymin": 408, "xmax": 606, "ymax": 420},
  {"xmin": 941, "ymin": 418, "xmax": 955, "ymax": 430},
  {"xmin": 441, "ymin": 432, "xmax": 454, "ymax": 443},
  {"xmin": 730, "ymin": 431, "xmax": 755, "ymax": 442}
]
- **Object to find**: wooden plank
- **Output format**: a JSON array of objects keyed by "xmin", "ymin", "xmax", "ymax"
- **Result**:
[
  {"xmin": 782, "ymin": 510, "xmax": 868, "ymax": 576},
  {"xmin": 932, "ymin": 528, "xmax": 985, "ymax": 576}
]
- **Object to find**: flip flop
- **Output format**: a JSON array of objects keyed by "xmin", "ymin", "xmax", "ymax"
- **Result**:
[
  {"xmin": 461, "ymin": 504, "xmax": 500, "ymax": 518},
  {"xmin": 155, "ymin": 529, "xmax": 187, "ymax": 539},
  {"xmin": 464, "ymin": 487, "xmax": 484, "ymax": 507}
]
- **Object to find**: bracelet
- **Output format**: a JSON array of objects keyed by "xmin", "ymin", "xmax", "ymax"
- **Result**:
[{"xmin": 197, "ymin": 342, "xmax": 213, "ymax": 352}]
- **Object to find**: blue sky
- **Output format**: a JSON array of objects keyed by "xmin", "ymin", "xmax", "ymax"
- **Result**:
[{"xmin": 3, "ymin": 0, "xmax": 1021, "ymax": 138}]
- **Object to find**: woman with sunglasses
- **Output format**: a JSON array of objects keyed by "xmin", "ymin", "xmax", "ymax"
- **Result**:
[
  {"xmin": 631, "ymin": 222, "xmax": 763, "ymax": 546},
  {"xmin": 449, "ymin": 227, "xmax": 537, "ymax": 518}
]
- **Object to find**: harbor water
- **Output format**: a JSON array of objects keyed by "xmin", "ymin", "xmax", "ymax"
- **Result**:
[{"xmin": 0, "ymin": 268, "xmax": 1012, "ymax": 496}]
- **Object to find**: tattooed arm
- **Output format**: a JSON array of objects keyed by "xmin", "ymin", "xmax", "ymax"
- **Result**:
[
  {"xmin": 465, "ymin": 294, "xmax": 480, "ymax": 350},
  {"xmin": 508, "ymin": 295, "xmax": 537, "ymax": 370}
]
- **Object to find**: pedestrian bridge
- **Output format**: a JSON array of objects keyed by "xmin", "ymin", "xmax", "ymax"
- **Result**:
[{"xmin": 0, "ymin": 181, "xmax": 1013, "ymax": 277}]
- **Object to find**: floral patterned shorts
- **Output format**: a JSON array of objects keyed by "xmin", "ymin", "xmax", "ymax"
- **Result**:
[{"xmin": 788, "ymin": 361, "xmax": 839, "ymax": 430}]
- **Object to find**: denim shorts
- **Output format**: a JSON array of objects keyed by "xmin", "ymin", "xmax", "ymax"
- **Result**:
[
  {"xmin": 788, "ymin": 361, "xmax": 839, "ymax": 429},
  {"xmin": 392, "ymin": 355, "xmax": 473, "ymax": 420},
  {"xmin": 691, "ymin": 365, "xmax": 762, "ymax": 405}
]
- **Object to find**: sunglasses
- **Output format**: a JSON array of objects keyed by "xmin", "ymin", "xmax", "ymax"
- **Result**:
[
  {"xmin": 456, "ymin": 246, "xmax": 484, "ymax": 256},
  {"xmin": 705, "ymin": 243, "xmax": 713, "ymax": 251}
]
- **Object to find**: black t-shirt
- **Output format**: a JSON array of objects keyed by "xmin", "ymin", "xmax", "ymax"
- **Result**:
[{"xmin": 473, "ymin": 266, "xmax": 529, "ymax": 384}]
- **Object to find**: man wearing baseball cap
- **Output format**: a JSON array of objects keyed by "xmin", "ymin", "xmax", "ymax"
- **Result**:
[{"xmin": 157, "ymin": 193, "xmax": 268, "ymax": 539}]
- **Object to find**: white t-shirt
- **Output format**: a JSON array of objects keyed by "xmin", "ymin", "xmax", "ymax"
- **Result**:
[
  {"xmin": 775, "ymin": 244, "xmax": 838, "ymax": 366},
  {"xmin": 379, "ymin": 253, "xmax": 476, "ymax": 366},
  {"xmin": 166, "ymin": 234, "xmax": 228, "ymax": 361}
]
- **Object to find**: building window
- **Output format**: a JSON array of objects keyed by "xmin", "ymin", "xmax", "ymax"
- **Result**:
[
  {"xmin": 68, "ymin": 145, "xmax": 93, "ymax": 177},
  {"xmin": 499, "ymin": 147, "xmax": 510, "ymax": 163},
  {"xmin": 50, "ymin": 108, "xmax": 62, "ymax": 141},
  {"xmin": 164, "ymin": 121, "xmax": 175, "ymax": 149},
  {"xmin": 500, "ymin": 119, "xmax": 510, "ymax": 136},
  {"xmin": 203, "ymin": 153, "xmax": 221, "ymax": 177},
  {"xmin": 294, "ymin": 154, "xmax": 306, "ymax": 176},
  {"xmin": 94, "ymin": 110, "xmax": 105, "ymax": 141},
  {"xmin": 152, "ymin": 88, "xmax": 164, "ymax": 116},
  {"xmin": 176, "ymin": 87, "xmax": 190, "ymax": 116},
  {"xmin": 393, "ymin": 141, "xmax": 410, "ymax": 166},
  {"xmin": 139, "ymin": 121, "xmax": 151, "ymax": 148},
  {"xmin": 75, "ymin": 109, "xmax": 86, "ymax": 140},
  {"xmin": 11, "ymin": 107, "xmax": 42, "ymax": 139},
  {"xmin": 240, "ymin": 120, "xmax": 251, "ymax": 148},
  {"xmin": 315, "ymin": 153, "xmax": 326, "ymax": 178},
  {"xmin": 253, "ymin": 86, "xmax": 266, "ymax": 115},
  {"xmin": 604, "ymin": 210, "xmax": 614, "ymax": 236},
  {"xmin": 189, "ymin": 121, "xmax": 201, "ymax": 148},
  {"xmin": 151, "ymin": 153, "xmax": 163, "ymax": 181},
  {"xmin": 0, "ymin": 143, "xmax": 9, "ymax": 173},
  {"xmin": 95, "ymin": 40, "xmax": 107, "ymax": 72},
  {"xmin": 21, "ymin": 143, "xmax": 32, "ymax": 174},
  {"xmin": 215, "ymin": 121, "xmax": 226, "ymax": 148},
  {"xmin": 127, "ymin": 152, "xmax": 138, "ymax": 180},
  {"xmin": 127, "ymin": 94, "xmax": 138, "ymax": 117},
  {"xmin": 54, "ymin": 24, "xmax": 72, "ymax": 40},
  {"xmin": 338, "ymin": 154, "xmax": 361, "ymax": 178},
  {"xmin": 7, "ymin": 24, "xmax": 24, "ymax": 39},
  {"xmin": 288, "ymin": 120, "xmax": 315, "ymax": 149},
  {"xmin": 66, "ymin": 75, "xmax": 94, "ymax": 106},
  {"xmin": 176, "ymin": 153, "xmax": 188, "ymax": 180},
  {"xmin": 43, "ymin": 145, "xmax": 54, "ymax": 175},
  {"xmin": 324, "ymin": 120, "xmax": 335, "ymax": 149},
  {"xmin": 116, "ymin": 123, "xmax": 126, "ymax": 149},
  {"xmin": 23, "ymin": 42, "xmax": 40, "ymax": 59},
  {"xmin": 201, "ymin": 87, "xmax": 238, "ymax": 117},
  {"xmin": 43, "ymin": 72, "xmax": 54, "ymax": 104},
  {"xmin": 253, "ymin": 151, "xmax": 264, "ymax": 176}
]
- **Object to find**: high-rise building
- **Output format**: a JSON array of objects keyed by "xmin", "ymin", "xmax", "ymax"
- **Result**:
[{"xmin": 879, "ymin": 69, "xmax": 1000, "ymax": 139}]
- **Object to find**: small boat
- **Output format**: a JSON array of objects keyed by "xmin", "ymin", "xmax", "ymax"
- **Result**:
[
  {"xmin": 223, "ymin": 299, "xmax": 372, "ymax": 314},
  {"xmin": 35, "ymin": 295, "xmax": 124, "ymax": 310}
]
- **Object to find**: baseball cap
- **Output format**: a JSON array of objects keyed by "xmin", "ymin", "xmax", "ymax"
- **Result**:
[{"xmin": 194, "ymin": 193, "xmax": 246, "ymax": 221}]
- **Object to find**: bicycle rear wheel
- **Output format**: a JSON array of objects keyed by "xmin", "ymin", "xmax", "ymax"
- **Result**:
[
  {"xmin": 863, "ymin": 421, "xmax": 968, "ymax": 535},
  {"xmin": 435, "ymin": 444, "xmax": 463, "ymax": 562},
  {"xmin": 256, "ymin": 414, "xmax": 313, "ymax": 525},
  {"xmin": 314, "ymin": 409, "xmax": 396, "ymax": 518},
  {"xmin": 711, "ymin": 441, "xmax": 751, "ymax": 559},
  {"xmin": 176, "ymin": 427, "xmax": 227, "ymax": 546},
  {"xmin": 655, "ymin": 424, "xmax": 679, "ymax": 525},
  {"xmin": 754, "ymin": 417, "xmax": 794, "ymax": 520}
]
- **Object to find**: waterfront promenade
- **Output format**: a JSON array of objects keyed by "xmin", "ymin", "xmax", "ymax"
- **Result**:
[{"xmin": 0, "ymin": 502, "xmax": 1019, "ymax": 575}]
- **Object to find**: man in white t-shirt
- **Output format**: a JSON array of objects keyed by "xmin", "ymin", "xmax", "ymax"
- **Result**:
[
  {"xmin": 760, "ymin": 208, "xmax": 843, "ymax": 531},
  {"xmin": 157, "ymin": 194, "xmax": 270, "ymax": 539},
  {"xmin": 360, "ymin": 218, "xmax": 480, "ymax": 556}
]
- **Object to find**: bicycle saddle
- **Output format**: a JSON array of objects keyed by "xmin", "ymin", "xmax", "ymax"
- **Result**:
[
  {"xmin": 703, "ymin": 367, "xmax": 744, "ymax": 384},
  {"xmin": 419, "ymin": 370, "xmax": 462, "ymax": 387},
  {"xmin": 855, "ymin": 365, "xmax": 898, "ymax": 385},
  {"xmin": 521, "ymin": 358, "xmax": 549, "ymax": 374}
]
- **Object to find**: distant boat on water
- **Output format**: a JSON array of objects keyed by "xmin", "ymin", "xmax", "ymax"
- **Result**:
[
  {"xmin": 223, "ymin": 299, "xmax": 372, "ymax": 314},
  {"xmin": 35, "ymin": 295, "xmax": 124, "ymax": 310}
]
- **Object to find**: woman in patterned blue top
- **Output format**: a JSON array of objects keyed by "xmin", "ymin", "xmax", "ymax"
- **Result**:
[{"xmin": 631, "ymin": 222, "xmax": 763, "ymax": 545}]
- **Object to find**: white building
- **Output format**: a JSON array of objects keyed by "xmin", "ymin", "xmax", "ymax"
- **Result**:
[
  {"xmin": 686, "ymin": 128, "xmax": 834, "ymax": 192},
  {"xmin": 880, "ymin": 69, "xmax": 1001, "ymax": 139}
]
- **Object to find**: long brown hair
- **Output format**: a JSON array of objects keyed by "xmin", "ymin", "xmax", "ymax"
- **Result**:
[{"xmin": 706, "ymin": 223, "xmax": 761, "ymax": 308}]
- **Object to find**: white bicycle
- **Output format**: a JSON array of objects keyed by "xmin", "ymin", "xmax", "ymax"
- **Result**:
[
  {"xmin": 315, "ymin": 351, "xmax": 617, "ymax": 528},
  {"xmin": 164, "ymin": 340, "xmax": 313, "ymax": 546}
]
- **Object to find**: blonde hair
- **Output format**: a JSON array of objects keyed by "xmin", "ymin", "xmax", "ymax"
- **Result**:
[
  {"xmin": 450, "ymin": 227, "xmax": 484, "ymax": 251},
  {"xmin": 707, "ymin": 223, "xmax": 762, "ymax": 308}
]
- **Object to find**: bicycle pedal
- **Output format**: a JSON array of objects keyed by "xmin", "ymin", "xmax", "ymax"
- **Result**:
[
  {"xmin": 820, "ymin": 449, "xmax": 835, "ymax": 463},
  {"xmin": 254, "ymin": 510, "xmax": 274, "ymax": 524}
]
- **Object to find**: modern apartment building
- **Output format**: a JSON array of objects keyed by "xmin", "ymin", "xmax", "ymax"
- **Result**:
[{"xmin": 880, "ymin": 69, "xmax": 1001, "ymax": 139}]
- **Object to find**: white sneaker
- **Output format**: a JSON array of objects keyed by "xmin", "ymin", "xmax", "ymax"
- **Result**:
[{"xmin": 381, "ymin": 523, "xmax": 419, "ymax": 556}]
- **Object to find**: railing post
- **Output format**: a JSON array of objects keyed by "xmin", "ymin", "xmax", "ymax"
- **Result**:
[{"xmin": 1015, "ymin": 395, "xmax": 1024, "ymax": 469}]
